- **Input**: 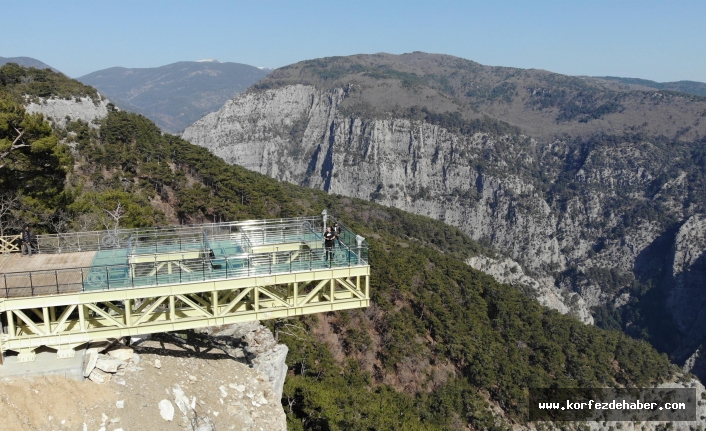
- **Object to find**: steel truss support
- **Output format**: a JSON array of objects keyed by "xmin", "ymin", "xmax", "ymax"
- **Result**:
[{"xmin": 0, "ymin": 266, "xmax": 370, "ymax": 362}]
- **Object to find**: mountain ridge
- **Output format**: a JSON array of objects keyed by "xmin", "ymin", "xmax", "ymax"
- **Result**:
[
  {"xmin": 183, "ymin": 52, "xmax": 706, "ymax": 381},
  {"xmin": 596, "ymin": 75, "xmax": 706, "ymax": 98},
  {"xmin": 0, "ymin": 56, "xmax": 58, "ymax": 72},
  {"xmin": 78, "ymin": 61, "xmax": 269, "ymax": 133}
]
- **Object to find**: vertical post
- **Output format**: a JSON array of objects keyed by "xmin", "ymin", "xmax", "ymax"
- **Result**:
[
  {"xmin": 81, "ymin": 268, "xmax": 85, "ymax": 292},
  {"xmin": 106, "ymin": 267, "xmax": 110, "ymax": 290},
  {"xmin": 330, "ymin": 279, "xmax": 334, "ymax": 303},
  {"xmin": 254, "ymin": 286, "xmax": 259, "ymax": 312},
  {"xmin": 212, "ymin": 290, "xmax": 218, "ymax": 317},
  {"xmin": 7, "ymin": 311, "xmax": 15, "ymax": 339},
  {"xmin": 125, "ymin": 299, "xmax": 132, "ymax": 326},
  {"xmin": 356, "ymin": 235, "xmax": 365, "ymax": 266},
  {"xmin": 29, "ymin": 272, "xmax": 34, "ymax": 296},
  {"xmin": 3, "ymin": 274, "xmax": 7, "ymax": 299},
  {"xmin": 365, "ymin": 275, "xmax": 369, "ymax": 299},
  {"xmin": 293, "ymin": 282, "xmax": 298, "ymax": 308},
  {"xmin": 42, "ymin": 307, "xmax": 50, "ymax": 335},
  {"xmin": 78, "ymin": 305, "xmax": 85, "ymax": 331},
  {"xmin": 55, "ymin": 270, "xmax": 59, "ymax": 294},
  {"xmin": 169, "ymin": 295, "xmax": 175, "ymax": 321}
]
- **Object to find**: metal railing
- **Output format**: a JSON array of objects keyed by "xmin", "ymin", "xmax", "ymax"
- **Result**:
[
  {"xmin": 0, "ymin": 242, "xmax": 369, "ymax": 298},
  {"xmin": 0, "ymin": 234, "xmax": 21, "ymax": 254},
  {"xmin": 33, "ymin": 217, "xmax": 329, "ymax": 254},
  {"xmin": 3, "ymin": 215, "xmax": 370, "ymax": 298}
]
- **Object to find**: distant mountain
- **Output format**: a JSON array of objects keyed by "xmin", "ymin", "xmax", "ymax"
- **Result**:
[
  {"xmin": 597, "ymin": 76, "xmax": 706, "ymax": 98},
  {"xmin": 0, "ymin": 56, "xmax": 58, "ymax": 72},
  {"xmin": 184, "ymin": 53, "xmax": 706, "ymax": 381},
  {"xmin": 78, "ymin": 61, "xmax": 269, "ymax": 133}
]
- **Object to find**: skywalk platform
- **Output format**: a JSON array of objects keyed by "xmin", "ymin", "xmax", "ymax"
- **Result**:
[{"xmin": 0, "ymin": 215, "xmax": 370, "ymax": 363}]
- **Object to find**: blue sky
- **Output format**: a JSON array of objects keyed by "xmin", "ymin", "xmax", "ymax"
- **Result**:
[{"xmin": 2, "ymin": 0, "xmax": 704, "ymax": 82}]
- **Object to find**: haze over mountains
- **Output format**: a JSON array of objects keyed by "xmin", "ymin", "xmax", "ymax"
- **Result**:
[
  {"xmin": 184, "ymin": 52, "xmax": 706, "ymax": 381},
  {"xmin": 78, "ymin": 60, "xmax": 269, "ymax": 133},
  {"xmin": 599, "ymin": 76, "xmax": 706, "ymax": 98},
  {"xmin": 0, "ymin": 56, "xmax": 57, "ymax": 72}
]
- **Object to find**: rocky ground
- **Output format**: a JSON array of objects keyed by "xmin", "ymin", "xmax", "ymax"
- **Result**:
[{"xmin": 0, "ymin": 324, "xmax": 287, "ymax": 431}]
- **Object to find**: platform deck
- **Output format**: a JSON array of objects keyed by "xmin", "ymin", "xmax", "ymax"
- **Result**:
[{"xmin": 0, "ymin": 251, "xmax": 97, "ymax": 274}]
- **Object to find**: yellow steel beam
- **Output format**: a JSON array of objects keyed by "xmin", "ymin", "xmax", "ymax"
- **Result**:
[
  {"xmin": 0, "ymin": 266, "xmax": 370, "ymax": 359},
  {"xmin": 251, "ymin": 242, "xmax": 307, "ymax": 253}
]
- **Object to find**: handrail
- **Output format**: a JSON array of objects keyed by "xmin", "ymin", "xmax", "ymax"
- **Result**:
[
  {"xmin": 0, "ymin": 235, "xmax": 21, "ymax": 254},
  {"xmin": 0, "ymin": 242, "xmax": 369, "ymax": 298},
  {"xmin": 34, "ymin": 217, "xmax": 323, "ymax": 254}
]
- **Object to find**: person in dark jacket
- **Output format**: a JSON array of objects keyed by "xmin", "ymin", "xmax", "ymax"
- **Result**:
[
  {"xmin": 324, "ymin": 226, "xmax": 335, "ymax": 265},
  {"xmin": 21, "ymin": 224, "xmax": 32, "ymax": 257},
  {"xmin": 332, "ymin": 222, "xmax": 343, "ymax": 248}
]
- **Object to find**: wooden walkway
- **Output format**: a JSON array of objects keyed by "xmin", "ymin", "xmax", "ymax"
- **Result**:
[{"xmin": 0, "ymin": 251, "xmax": 97, "ymax": 274}]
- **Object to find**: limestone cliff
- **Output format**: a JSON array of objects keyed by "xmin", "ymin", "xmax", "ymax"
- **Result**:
[
  {"xmin": 25, "ymin": 95, "xmax": 110, "ymax": 128},
  {"xmin": 183, "ymin": 81, "xmax": 706, "ymax": 380}
]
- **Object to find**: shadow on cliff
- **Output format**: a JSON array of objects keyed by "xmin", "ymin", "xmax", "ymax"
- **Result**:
[
  {"xmin": 593, "ymin": 224, "xmax": 684, "ymax": 354},
  {"xmin": 633, "ymin": 223, "xmax": 680, "ymax": 284}
]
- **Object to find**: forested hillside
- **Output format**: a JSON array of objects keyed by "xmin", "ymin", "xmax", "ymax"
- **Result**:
[
  {"xmin": 183, "ymin": 53, "xmax": 706, "ymax": 382},
  {"xmin": 0, "ymin": 65, "xmax": 682, "ymax": 430}
]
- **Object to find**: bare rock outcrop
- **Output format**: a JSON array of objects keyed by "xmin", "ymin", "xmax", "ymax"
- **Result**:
[
  {"xmin": 183, "ymin": 83, "xmax": 706, "ymax": 380},
  {"xmin": 467, "ymin": 255, "xmax": 593, "ymax": 324},
  {"xmin": 182, "ymin": 85, "xmax": 586, "ymax": 320},
  {"xmin": 25, "ymin": 96, "xmax": 110, "ymax": 128},
  {"xmin": 212, "ymin": 322, "xmax": 289, "ymax": 401}
]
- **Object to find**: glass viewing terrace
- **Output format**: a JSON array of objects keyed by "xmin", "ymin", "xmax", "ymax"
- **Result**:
[{"xmin": 0, "ymin": 214, "xmax": 370, "ymax": 363}]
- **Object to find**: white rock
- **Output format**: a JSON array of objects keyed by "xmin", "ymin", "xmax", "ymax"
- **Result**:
[
  {"xmin": 88, "ymin": 369, "xmax": 111, "ymax": 384},
  {"xmin": 101, "ymin": 413, "xmax": 108, "ymax": 423},
  {"xmin": 116, "ymin": 400, "xmax": 124, "ymax": 409},
  {"xmin": 158, "ymin": 399, "xmax": 174, "ymax": 421},
  {"xmin": 107, "ymin": 347, "xmax": 133, "ymax": 362},
  {"xmin": 219, "ymin": 385, "xmax": 228, "ymax": 397},
  {"xmin": 173, "ymin": 384, "xmax": 190, "ymax": 415},
  {"xmin": 95, "ymin": 355, "xmax": 126, "ymax": 373},
  {"xmin": 25, "ymin": 96, "xmax": 110, "ymax": 129},
  {"xmin": 154, "ymin": 359, "xmax": 162, "ymax": 369},
  {"xmin": 83, "ymin": 350, "xmax": 98, "ymax": 377},
  {"xmin": 229, "ymin": 383, "xmax": 245, "ymax": 392}
]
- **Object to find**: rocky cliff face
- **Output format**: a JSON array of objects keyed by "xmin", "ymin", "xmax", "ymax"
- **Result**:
[
  {"xmin": 25, "ymin": 96, "xmax": 110, "ymax": 128},
  {"xmin": 183, "ymin": 83, "xmax": 706, "ymax": 379}
]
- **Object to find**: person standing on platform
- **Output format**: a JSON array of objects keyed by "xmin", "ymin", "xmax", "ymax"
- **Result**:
[
  {"xmin": 324, "ymin": 226, "xmax": 335, "ymax": 265},
  {"xmin": 21, "ymin": 224, "xmax": 32, "ymax": 257},
  {"xmin": 332, "ymin": 222, "xmax": 343, "ymax": 248}
]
